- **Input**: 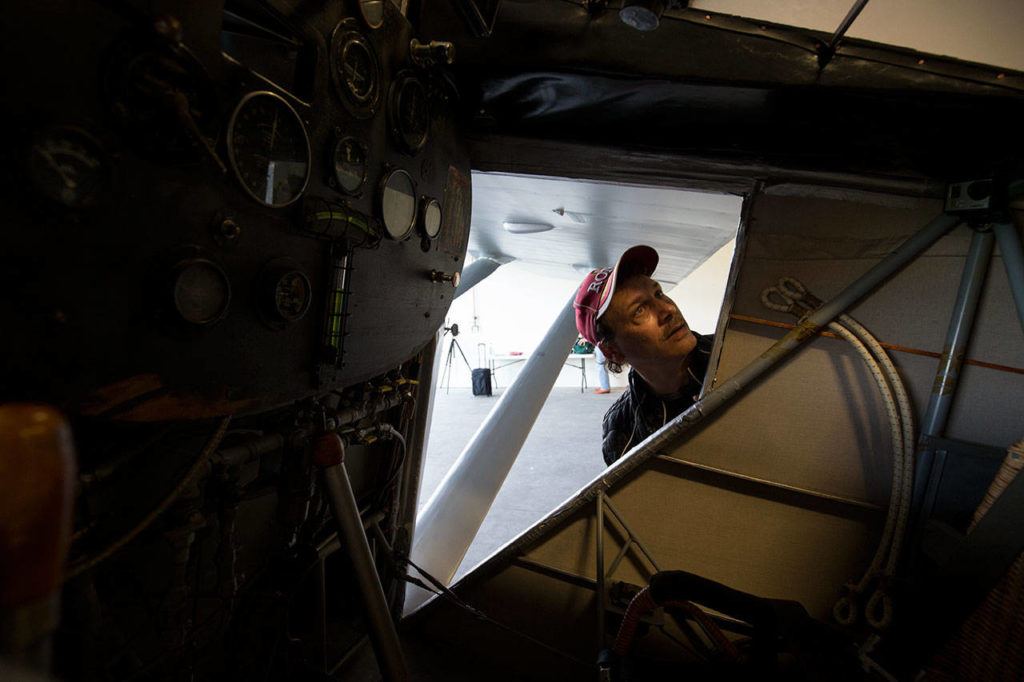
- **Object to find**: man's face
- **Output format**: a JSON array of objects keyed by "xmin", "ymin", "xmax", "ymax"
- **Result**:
[{"xmin": 599, "ymin": 273, "xmax": 696, "ymax": 367}]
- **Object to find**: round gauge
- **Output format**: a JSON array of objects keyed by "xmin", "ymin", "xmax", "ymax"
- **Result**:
[
  {"xmin": 28, "ymin": 127, "xmax": 110, "ymax": 207},
  {"xmin": 420, "ymin": 197, "xmax": 442, "ymax": 239},
  {"xmin": 379, "ymin": 169, "xmax": 417, "ymax": 241},
  {"xmin": 389, "ymin": 73, "xmax": 430, "ymax": 154},
  {"xmin": 332, "ymin": 137, "xmax": 367, "ymax": 194},
  {"xmin": 272, "ymin": 270, "xmax": 311, "ymax": 321},
  {"xmin": 227, "ymin": 91, "xmax": 311, "ymax": 208},
  {"xmin": 104, "ymin": 38, "xmax": 220, "ymax": 162},
  {"xmin": 171, "ymin": 259, "xmax": 231, "ymax": 325},
  {"xmin": 359, "ymin": 0, "xmax": 385, "ymax": 29},
  {"xmin": 330, "ymin": 26, "xmax": 380, "ymax": 118}
]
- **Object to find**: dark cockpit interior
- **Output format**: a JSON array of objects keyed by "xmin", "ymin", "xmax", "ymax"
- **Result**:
[{"xmin": 2, "ymin": 1, "xmax": 1023, "ymax": 680}]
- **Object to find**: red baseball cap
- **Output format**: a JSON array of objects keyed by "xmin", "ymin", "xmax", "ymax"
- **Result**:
[{"xmin": 574, "ymin": 245, "xmax": 659, "ymax": 345}]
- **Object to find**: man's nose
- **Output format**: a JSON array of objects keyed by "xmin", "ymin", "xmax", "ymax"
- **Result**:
[{"xmin": 656, "ymin": 298, "xmax": 675, "ymax": 324}]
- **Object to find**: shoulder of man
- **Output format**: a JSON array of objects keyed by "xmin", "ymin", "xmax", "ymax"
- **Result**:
[
  {"xmin": 690, "ymin": 331, "xmax": 714, "ymax": 377},
  {"xmin": 601, "ymin": 385, "xmax": 637, "ymax": 466}
]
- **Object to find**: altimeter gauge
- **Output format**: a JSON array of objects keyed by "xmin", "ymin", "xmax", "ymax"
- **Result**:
[{"xmin": 227, "ymin": 91, "xmax": 310, "ymax": 208}]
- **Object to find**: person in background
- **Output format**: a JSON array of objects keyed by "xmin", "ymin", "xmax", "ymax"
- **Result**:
[
  {"xmin": 574, "ymin": 245, "xmax": 713, "ymax": 466},
  {"xmin": 594, "ymin": 346, "xmax": 611, "ymax": 394}
]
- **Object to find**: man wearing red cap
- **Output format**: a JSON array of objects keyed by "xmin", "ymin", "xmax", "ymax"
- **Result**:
[{"xmin": 574, "ymin": 245, "xmax": 713, "ymax": 466}]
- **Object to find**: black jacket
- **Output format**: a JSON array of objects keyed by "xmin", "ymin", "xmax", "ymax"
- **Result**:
[{"xmin": 601, "ymin": 333, "xmax": 714, "ymax": 466}]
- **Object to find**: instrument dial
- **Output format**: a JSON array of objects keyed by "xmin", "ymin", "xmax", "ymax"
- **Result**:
[
  {"xmin": 330, "ymin": 26, "xmax": 380, "ymax": 118},
  {"xmin": 332, "ymin": 137, "xmax": 367, "ymax": 195},
  {"xmin": 104, "ymin": 38, "xmax": 220, "ymax": 163},
  {"xmin": 389, "ymin": 73, "xmax": 429, "ymax": 154},
  {"xmin": 271, "ymin": 269, "xmax": 311, "ymax": 322},
  {"xmin": 227, "ymin": 91, "xmax": 310, "ymax": 208},
  {"xmin": 28, "ymin": 127, "xmax": 110, "ymax": 207},
  {"xmin": 359, "ymin": 0, "xmax": 385, "ymax": 29},
  {"xmin": 171, "ymin": 259, "xmax": 231, "ymax": 326},
  {"xmin": 420, "ymin": 197, "xmax": 442, "ymax": 239},
  {"xmin": 379, "ymin": 169, "xmax": 417, "ymax": 241}
]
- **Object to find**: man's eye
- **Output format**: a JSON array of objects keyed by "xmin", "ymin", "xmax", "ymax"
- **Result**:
[{"xmin": 633, "ymin": 306, "xmax": 644, "ymax": 317}]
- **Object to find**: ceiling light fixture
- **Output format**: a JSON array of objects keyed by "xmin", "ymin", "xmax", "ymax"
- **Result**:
[
  {"xmin": 502, "ymin": 221, "xmax": 554, "ymax": 234},
  {"xmin": 620, "ymin": 0, "xmax": 688, "ymax": 31}
]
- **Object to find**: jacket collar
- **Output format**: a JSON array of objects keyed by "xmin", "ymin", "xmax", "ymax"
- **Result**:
[{"xmin": 626, "ymin": 332, "xmax": 711, "ymax": 406}]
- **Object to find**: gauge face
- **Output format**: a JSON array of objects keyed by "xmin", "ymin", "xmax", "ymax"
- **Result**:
[
  {"xmin": 172, "ymin": 259, "xmax": 231, "ymax": 325},
  {"xmin": 332, "ymin": 137, "xmax": 367, "ymax": 194},
  {"xmin": 104, "ymin": 38, "xmax": 220, "ymax": 162},
  {"xmin": 359, "ymin": 0, "xmax": 385, "ymax": 29},
  {"xmin": 379, "ymin": 169, "xmax": 417, "ymax": 241},
  {"xmin": 227, "ymin": 92, "xmax": 310, "ymax": 208},
  {"xmin": 389, "ymin": 74, "xmax": 429, "ymax": 154},
  {"xmin": 273, "ymin": 271, "xmax": 311, "ymax": 321},
  {"xmin": 330, "ymin": 27, "xmax": 380, "ymax": 118},
  {"xmin": 28, "ymin": 127, "xmax": 109, "ymax": 207},
  {"xmin": 421, "ymin": 197, "xmax": 442, "ymax": 239}
]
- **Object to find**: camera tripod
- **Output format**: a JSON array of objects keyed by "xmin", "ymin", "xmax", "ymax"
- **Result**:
[{"xmin": 440, "ymin": 323, "xmax": 472, "ymax": 393}]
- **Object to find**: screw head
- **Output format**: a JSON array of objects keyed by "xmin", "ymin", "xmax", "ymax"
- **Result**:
[{"xmin": 220, "ymin": 219, "xmax": 241, "ymax": 240}]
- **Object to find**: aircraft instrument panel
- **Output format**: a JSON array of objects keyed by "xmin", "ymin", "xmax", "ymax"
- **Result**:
[{"xmin": 1, "ymin": 0, "xmax": 471, "ymax": 421}]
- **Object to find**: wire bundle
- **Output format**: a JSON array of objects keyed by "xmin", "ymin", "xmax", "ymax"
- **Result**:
[{"xmin": 760, "ymin": 277, "xmax": 914, "ymax": 630}]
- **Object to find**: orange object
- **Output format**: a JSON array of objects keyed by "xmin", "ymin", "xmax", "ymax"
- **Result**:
[{"xmin": 0, "ymin": 404, "xmax": 76, "ymax": 608}]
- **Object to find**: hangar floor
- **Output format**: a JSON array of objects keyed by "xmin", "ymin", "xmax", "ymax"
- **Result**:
[{"xmin": 418, "ymin": 386, "xmax": 613, "ymax": 582}]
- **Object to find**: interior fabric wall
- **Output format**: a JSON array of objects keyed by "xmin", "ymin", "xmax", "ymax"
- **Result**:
[
  {"xmin": 663, "ymin": 191, "xmax": 1024, "ymax": 609},
  {"xmin": 718, "ymin": 191, "xmax": 1023, "ymax": 448}
]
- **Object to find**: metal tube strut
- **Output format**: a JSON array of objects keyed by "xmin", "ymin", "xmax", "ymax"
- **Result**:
[
  {"xmin": 453, "ymin": 256, "xmax": 511, "ymax": 300},
  {"xmin": 317, "ymin": 434, "xmax": 409, "ymax": 682},
  {"xmin": 911, "ymin": 228, "xmax": 994, "ymax": 516},
  {"xmin": 407, "ymin": 294, "xmax": 580, "ymax": 612},
  {"xmin": 826, "ymin": 0, "xmax": 870, "ymax": 50},
  {"xmin": 602, "ymin": 497, "xmax": 661, "ymax": 573},
  {"xmin": 993, "ymin": 221, "xmax": 1024, "ymax": 333}
]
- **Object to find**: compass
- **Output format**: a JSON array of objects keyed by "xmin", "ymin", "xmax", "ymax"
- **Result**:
[{"xmin": 330, "ymin": 25, "xmax": 380, "ymax": 119}]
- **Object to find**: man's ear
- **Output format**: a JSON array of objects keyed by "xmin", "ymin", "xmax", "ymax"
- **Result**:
[{"xmin": 598, "ymin": 340, "xmax": 624, "ymax": 364}]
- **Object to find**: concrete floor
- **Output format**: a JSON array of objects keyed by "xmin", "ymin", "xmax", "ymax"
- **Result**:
[{"xmin": 417, "ymin": 386, "xmax": 616, "ymax": 581}]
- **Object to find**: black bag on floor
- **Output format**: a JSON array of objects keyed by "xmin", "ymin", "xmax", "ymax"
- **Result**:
[{"xmin": 471, "ymin": 368, "xmax": 492, "ymax": 396}]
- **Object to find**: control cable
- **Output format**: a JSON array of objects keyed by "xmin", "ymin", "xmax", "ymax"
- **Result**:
[
  {"xmin": 64, "ymin": 416, "xmax": 232, "ymax": 581},
  {"xmin": 761, "ymin": 278, "xmax": 913, "ymax": 629}
]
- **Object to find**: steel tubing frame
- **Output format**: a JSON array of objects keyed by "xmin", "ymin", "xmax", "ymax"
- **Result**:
[
  {"xmin": 910, "ymin": 228, "xmax": 994, "ymax": 518},
  {"xmin": 993, "ymin": 221, "xmax": 1024, "ymax": 333}
]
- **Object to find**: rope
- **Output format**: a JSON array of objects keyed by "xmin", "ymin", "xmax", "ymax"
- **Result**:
[{"xmin": 761, "ymin": 277, "xmax": 915, "ymax": 630}]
